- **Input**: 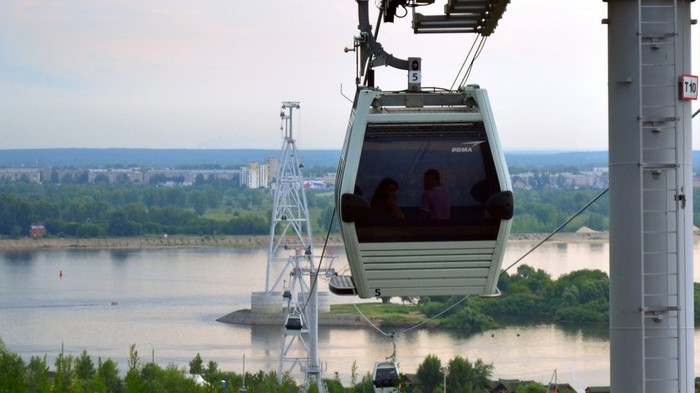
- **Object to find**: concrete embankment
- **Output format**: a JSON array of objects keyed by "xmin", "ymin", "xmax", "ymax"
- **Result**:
[
  {"xmin": 0, "ymin": 235, "xmax": 345, "ymax": 250},
  {"xmin": 217, "ymin": 309, "xmax": 364, "ymax": 327}
]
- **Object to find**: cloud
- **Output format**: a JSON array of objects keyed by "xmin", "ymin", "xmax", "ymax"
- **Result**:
[{"xmin": 0, "ymin": 0, "xmax": 697, "ymax": 150}]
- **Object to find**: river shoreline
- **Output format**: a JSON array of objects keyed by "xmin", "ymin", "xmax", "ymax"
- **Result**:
[
  {"xmin": 0, "ymin": 235, "xmax": 319, "ymax": 250},
  {"xmin": 0, "ymin": 233, "xmax": 611, "ymax": 250}
]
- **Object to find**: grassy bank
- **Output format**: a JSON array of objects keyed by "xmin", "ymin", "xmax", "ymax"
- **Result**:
[{"xmin": 331, "ymin": 303, "xmax": 439, "ymax": 328}]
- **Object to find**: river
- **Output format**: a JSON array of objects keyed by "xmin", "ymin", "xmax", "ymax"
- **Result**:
[{"xmin": 0, "ymin": 239, "xmax": 697, "ymax": 392}]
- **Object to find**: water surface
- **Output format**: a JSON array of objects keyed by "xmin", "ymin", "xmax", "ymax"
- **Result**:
[{"xmin": 0, "ymin": 240, "xmax": 697, "ymax": 391}]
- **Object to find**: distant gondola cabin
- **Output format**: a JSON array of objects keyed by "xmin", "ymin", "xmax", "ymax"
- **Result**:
[
  {"xmin": 284, "ymin": 314, "xmax": 306, "ymax": 336},
  {"xmin": 373, "ymin": 361, "xmax": 401, "ymax": 393}
]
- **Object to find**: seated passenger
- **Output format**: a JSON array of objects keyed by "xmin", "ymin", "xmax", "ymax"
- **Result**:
[
  {"xmin": 370, "ymin": 178, "xmax": 405, "ymax": 222},
  {"xmin": 419, "ymin": 169, "xmax": 450, "ymax": 219}
]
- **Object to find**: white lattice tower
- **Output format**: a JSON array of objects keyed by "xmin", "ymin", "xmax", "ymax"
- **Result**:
[{"xmin": 265, "ymin": 101, "xmax": 325, "ymax": 393}]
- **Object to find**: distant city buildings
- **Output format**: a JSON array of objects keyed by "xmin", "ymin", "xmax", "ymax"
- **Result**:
[
  {"xmin": 143, "ymin": 169, "xmax": 238, "ymax": 184},
  {"xmin": 0, "ymin": 167, "xmax": 238, "ymax": 186},
  {"xmin": 88, "ymin": 169, "xmax": 145, "ymax": 184},
  {"xmin": 0, "ymin": 162, "xmax": 614, "ymax": 191},
  {"xmin": 0, "ymin": 167, "xmax": 41, "ymax": 183},
  {"xmin": 0, "ymin": 157, "xmax": 281, "ymax": 188},
  {"xmin": 239, "ymin": 157, "xmax": 278, "ymax": 189},
  {"xmin": 511, "ymin": 167, "xmax": 609, "ymax": 190}
]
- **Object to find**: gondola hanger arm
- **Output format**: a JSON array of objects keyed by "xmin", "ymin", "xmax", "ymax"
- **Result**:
[{"xmin": 355, "ymin": 0, "xmax": 410, "ymax": 78}]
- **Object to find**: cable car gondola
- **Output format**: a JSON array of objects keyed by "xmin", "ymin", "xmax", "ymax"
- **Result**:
[
  {"xmin": 284, "ymin": 313, "xmax": 306, "ymax": 336},
  {"xmin": 372, "ymin": 361, "xmax": 400, "ymax": 393},
  {"xmin": 331, "ymin": 85, "xmax": 513, "ymax": 299}
]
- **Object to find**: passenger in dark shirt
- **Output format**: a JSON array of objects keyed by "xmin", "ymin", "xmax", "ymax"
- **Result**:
[{"xmin": 370, "ymin": 177, "xmax": 405, "ymax": 221}]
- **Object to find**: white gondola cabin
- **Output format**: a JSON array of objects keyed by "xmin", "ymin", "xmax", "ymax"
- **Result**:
[
  {"xmin": 284, "ymin": 314, "xmax": 306, "ymax": 336},
  {"xmin": 372, "ymin": 361, "xmax": 400, "ymax": 393},
  {"xmin": 332, "ymin": 86, "xmax": 512, "ymax": 299},
  {"xmin": 372, "ymin": 362, "xmax": 401, "ymax": 393}
]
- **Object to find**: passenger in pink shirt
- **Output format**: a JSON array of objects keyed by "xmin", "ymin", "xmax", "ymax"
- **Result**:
[{"xmin": 419, "ymin": 169, "xmax": 450, "ymax": 219}]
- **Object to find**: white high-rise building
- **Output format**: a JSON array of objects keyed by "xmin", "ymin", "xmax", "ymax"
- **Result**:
[
  {"xmin": 240, "ymin": 161, "xmax": 275, "ymax": 188},
  {"xmin": 240, "ymin": 163, "xmax": 261, "ymax": 189},
  {"xmin": 266, "ymin": 157, "xmax": 280, "ymax": 183},
  {"xmin": 258, "ymin": 163, "xmax": 270, "ymax": 188}
]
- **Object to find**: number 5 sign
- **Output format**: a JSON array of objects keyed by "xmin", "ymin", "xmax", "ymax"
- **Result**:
[{"xmin": 679, "ymin": 74, "xmax": 698, "ymax": 101}]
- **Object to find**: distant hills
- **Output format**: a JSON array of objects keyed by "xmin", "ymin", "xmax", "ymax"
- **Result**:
[{"xmin": 0, "ymin": 148, "xmax": 698, "ymax": 170}]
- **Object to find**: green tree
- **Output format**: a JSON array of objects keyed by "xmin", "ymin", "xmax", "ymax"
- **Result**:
[
  {"xmin": 76, "ymin": 222, "xmax": 107, "ymax": 238},
  {"xmin": 61, "ymin": 173, "xmax": 74, "ymax": 183},
  {"xmin": 188, "ymin": 353, "xmax": 204, "ymax": 375},
  {"xmin": 75, "ymin": 170, "xmax": 89, "ymax": 184},
  {"xmin": 125, "ymin": 344, "xmax": 143, "ymax": 393},
  {"xmin": 140, "ymin": 362, "xmax": 167, "ymax": 393},
  {"xmin": 96, "ymin": 358, "xmax": 123, "ymax": 393},
  {"xmin": 446, "ymin": 355, "xmax": 492, "ymax": 393},
  {"xmin": 116, "ymin": 173, "xmax": 130, "ymax": 185},
  {"xmin": 318, "ymin": 206, "xmax": 340, "ymax": 233},
  {"xmin": 31, "ymin": 199, "xmax": 61, "ymax": 222},
  {"xmin": 158, "ymin": 364, "xmax": 199, "ymax": 393},
  {"xmin": 148, "ymin": 174, "xmax": 168, "ymax": 185},
  {"xmin": 25, "ymin": 355, "xmax": 50, "ymax": 393},
  {"xmin": 0, "ymin": 338, "xmax": 28, "ymax": 393},
  {"xmin": 148, "ymin": 206, "xmax": 197, "ymax": 227},
  {"xmin": 107, "ymin": 209, "xmax": 139, "ymax": 236},
  {"xmin": 189, "ymin": 191, "xmax": 208, "ymax": 215},
  {"xmin": 516, "ymin": 382, "xmax": 547, "ymax": 393},
  {"xmin": 561, "ymin": 286, "xmax": 579, "ymax": 305},
  {"xmin": 322, "ymin": 376, "xmax": 345, "ymax": 393},
  {"xmin": 203, "ymin": 360, "xmax": 219, "ymax": 384},
  {"xmin": 350, "ymin": 360, "xmax": 359, "ymax": 385},
  {"xmin": 205, "ymin": 188, "xmax": 220, "ymax": 209},
  {"xmin": 416, "ymin": 354, "xmax": 442, "ymax": 393},
  {"xmin": 75, "ymin": 350, "xmax": 96, "ymax": 387},
  {"xmin": 247, "ymin": 370, "xmax": 286, "ymax": 392},
  {"xmin": 165, "ymin": 188, "xmax": 187, "ymax": 207},
  {"xmin": 123, "ymin": 203, "xmax": 148, "ymax": 224},
  {"xmin": 53, "ymin": 354, "xmax": 75, "ymax": 393},
  {"xmin": 0, "ymin": 194, "xmax": 31, "ymax": 236},
  {"xmin": 94, "ymin": 174, "xmax": 110, "ymax": 184},
  {"xmin": 354, "ymin": 372, "xmax": 375, "ymax": 393},
  {"xmin": 440, "ymin": 304, "xmax": 497, "ymax": 333}
]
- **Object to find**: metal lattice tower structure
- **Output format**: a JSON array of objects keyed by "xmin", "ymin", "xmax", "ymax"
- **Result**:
[
  {"xmin": 266, "ymin": 102, "xmax": 311, "ymax": 293},
  {"xmin": 266, "ymin": 101, "xmax": 326, "ymax": 393},
  {"xmin": 607, "ymin": 0, "xmax": 694, "ymax": 391}
]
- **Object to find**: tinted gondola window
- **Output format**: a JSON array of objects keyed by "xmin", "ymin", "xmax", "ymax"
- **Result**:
[
  {"xmin": 373, "ymin": 365, "xmax": 399, "ymax": 388},
  {"xmin": 354, "ymin": 122, "xmax": 501, "ymax": 242}
]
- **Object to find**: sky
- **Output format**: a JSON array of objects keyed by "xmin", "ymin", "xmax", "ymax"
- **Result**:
[{"xmin": 0, "ymin": 1, "xmax": 698, "ymax": 151}]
